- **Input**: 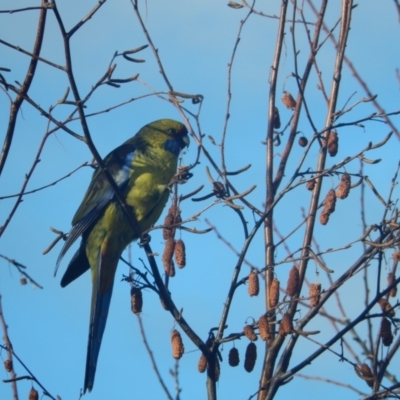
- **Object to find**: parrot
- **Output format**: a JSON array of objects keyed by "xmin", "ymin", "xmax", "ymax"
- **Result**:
[{"xmin": 54, "ymin": 119, "xmax": 189, "ymax": 393}]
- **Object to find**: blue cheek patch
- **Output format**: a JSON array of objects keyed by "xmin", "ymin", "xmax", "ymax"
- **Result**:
[{"xmin": 164, "ymin": 138, "xmax": 183, "ymax": 156}]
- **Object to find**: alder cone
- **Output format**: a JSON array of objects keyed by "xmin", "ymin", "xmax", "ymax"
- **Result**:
[
  {"xmin": 171, "ymin": 330, "xmax": 185, "ymax": 359},
  {"xmin": 327, "ymin": 131, "xmax": 339, "ymax": 156},
  {"xmin": 309, "ymin": 283, "xmax": 321, "ymax": 307},
  {"xmin": 269, "ymin": 278, "xmax": 280, "ymax": 308},
  {"xmin": 380, "ymin": 318, "xmax": 393, "ymax": 347},
  {"xmin": 29, "ymin": 388, "xmax": 39, "ymax": 400},
  {"xmin": 387, "ymin": 272, "xmax": 397, "ymax": 297},
  {"xmin": 337, "ymin": 173, "xmax": 351, "ymax": 199},
  {"xmin": 243, "ymin": 324, "xmax": 258, "ymax": 341},
  {"xmin": 298, "ymin": 136, "xmax": 308, "ymax": 147},
  {"xmin": 248, "ymin": 271, "xmax": 260, "ymax": 297},
  {"xmin": 244, "ymin": 342, "xmax": 257, "ymax": 372},
  {"xmin": 130, "ymin": 287, "xmax": 143, "ymax": 314},
  {"xmin": 286, "ymin": 266, "xmax": 299, "ymax": 297},
  {"xmin": 258, "ymin": 314, "xmax": 271, "ymax": 341},
  {"xmin": 20, "ymin": 277, "xmax": 27, "ymax": 285},
  {"xmin": 198, "ymin": 354, "xmax": 207, "ymax": 373},
  {"xmin": 228, "ymin": 347, "xmax": 239, "ymax": 367},
  {"xmin": 279, "ymin": 313, "xmax": 293, "ymax": 336}
]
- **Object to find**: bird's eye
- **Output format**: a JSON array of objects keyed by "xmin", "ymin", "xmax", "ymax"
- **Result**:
[{"xmin": 167, "ymin": 128, "xmax": 176, "ymax": 135}]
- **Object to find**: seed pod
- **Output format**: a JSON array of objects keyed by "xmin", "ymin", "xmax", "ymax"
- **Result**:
[
  {"xmin": 4, "ymin": 359, "xmax": 12, "ymax": 372},
  {"xmin": 337, "ymin": 173, "xmax": 351, "ymax": 199},
  {"xmin": 163, "ymin": 238, "xmax": 176, "ymax": 277},
  {"xmin": 228, "ymin": 347, "xmax": 239, "ymax": 367},
  {"xmin": 319, "ymin": 212, "xmax": 329, "ymax": 225},
  {"xmin": 306, "ymin": 177, "xmax": 315, "ymax": 191},
  {"xmin": 258, "ymin": 314, "xmax": 271, "ymax": 341},
  {"xmin": 130, "ymin": 287, "xmax": 143, "ymax": 314},
  {"xmin": 309, "ymin": 283, "xmax": 321, "ymax": 307},
  {"xmin": 298, "ymin": 136, "xmax": 308, "ymax": 147},
  {"xmin": 174, "ymin": 239, "xmax": 186, "ymax": 268},
  {"xmin": 171, "ymin": 330, "xmax": 185, "ymax": 359},
  {"xmin": 243, "ymin": 325, "xmax": 258, "ymax": 341},
  {"xmin": 248, "ymin": 271, "xmax": 260, "ymax": 297},
  {"xmin": 29, "ymin": 388, "xmax": 39, "ymax": 400},
  {"xmin": 273, "ymin": 106, "xmax": 281, "ymax": 129},
  {"xmin": 355, "ymin": 363, "xmax": 374, "ymax": 388},
  {"xmin": 377, "ymin": 298, "xmax": 395, "ymax": 317},
  {"xmin": 286, "ymin": 266, "xmax": 299, "ymax": 297},
  {"xmin": 198, "ymin": 353, "xmax": 207, "ymax": 373},
  {"xmin": 327, "ymin": 131, "xmax": 338, "ymax": 157},
  {"xmin": 387, "ymin": 272, "xmax": 397, "ymax": 297},
  {"xmin": 380, "ymin": 318, "xmax": 393, "ymax": 346},
  {"xmin": 163, "ymin": 214, "xmax": 175, "ymax": 240},
  {"xmin": 269, "ymin": 278, "xmax": 280, "ymax": 308},
  {"xmin": 278, "ymin": 313, "xmax": 293, "ymax": 336},
  {"xmin": 20, "ymin": 277, "xmax": 27, "ymax": 285},
  {"xmin": 324, "ymin": 189, "xmax": 336, "ymax": 214},
  {"xmin": 392, "ymin": 251, "xmax": 400, "ymax": 262},
  {"xmin": 214, "ymin": 357, "xmax": 220, "ymax": 381},
  {"xmin": 244, "ymin": 342, "xmax": 257, "ymax": 372},
  {"xmin": 282, "ymin": 91, "xmax": 296, "ymax": 110}
]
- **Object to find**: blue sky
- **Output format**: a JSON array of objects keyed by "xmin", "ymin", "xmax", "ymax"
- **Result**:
[{"xmin": 1, "ymin": 1, "xmax": 400, "ymax": 399}]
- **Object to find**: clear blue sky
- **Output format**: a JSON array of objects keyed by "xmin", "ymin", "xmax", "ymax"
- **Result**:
[{"xmin": 1, "ymin": 1, "xmax": 400, "ymax": 399}]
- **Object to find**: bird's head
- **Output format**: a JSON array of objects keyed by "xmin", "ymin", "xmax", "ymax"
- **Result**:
[{"xmin": 141, "ymin": 119, "xmax": 189, "ymax": 156}]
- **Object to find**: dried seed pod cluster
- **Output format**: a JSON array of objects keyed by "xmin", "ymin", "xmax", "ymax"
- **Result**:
[
  {"xmin": 198, "ymin": 353, "xmax": 207, "ymax": 373},
  {"xmin": 320, "ymin": 189, "xmax": 336, "ymax": 225},
  {"xmin": 282, "ymin": 91, "xmax": 297, "ymax": 110},
  {"xmin": 258, "ymin": 314, "xmax": 271, "ymax": 341},
  {"xmin": 244, "ymin": 342, "xmax": 257, "ymax": 372},
  {"xmin": 162, "ymin": 238, "xmax": 176, "ymax": 277},
  {"xmin": 355, "ymin": 363, "xmax": 374, "ymax": 388},
  {"xmin": 273, "ymin": 106, "xmax": 281, "ymax": 129},
  {"xmin": 243, "ymin": 325, "xmax": 258, "ymax": 341},
  {"xmin": 387, "ymin": 272, "xmax": 397, "ymax": 297},
  {"xmin": 306, "ymin": 177, "xmax": 315, "ymax": 191},
  {"xmin": 248, "ymin": 271, "xmax": 260, "ymax": 297},
  {"xmin": 4, "ymin": 359, "xmax": 12, "ymax": 372},
  {"xmin": 337, "ymin": 173, "xmax": 351, "ymax": 199},
  {"xmin": 278, "ymin": 313, "xmax": 293, "ymax": 336},
  {"xmin": 378, "ymin": 298, "xmax": 395, "ymax": 316},
  {"xmin": 174, "ymin": 239, "xmax": 186, "ymax": 268},
  {"xmin": 269, "ymin": 278, "xmax": 280, "ymax": 308},
  {"xmin": 298, "ymin": 136, "xmax": 308, "ymax": 147},
  {"xmin": 228, "ymin": 347, "xmax": 240, "ymax": 367},
  {"xmin": 163, "ymin": 204, "xmax": 182, "ymax": 240},
  {"xmin": 309, "ymin": 283, "xmax": 321, "ymax": 307},
  {"xmin": 380, "ymin": 318, "xmax": 393, "ymax": 346},
  {"xmin": 29, "ymin": 388, "xmax": 39, "ymax": 400},
  {"xmin": 327, "ymin": 131, "xmax": 339, "ymax": 156},
  {"xmin": 130, "ymin": 287, "xmax": 143, "ymax": 314},
  {"xmin": 286, "ymin": 266, "xmax": 299, "ymax": 297},
  {"xmin": 171, "ymin": 330, "xmax": 185, "ymax": 359}
]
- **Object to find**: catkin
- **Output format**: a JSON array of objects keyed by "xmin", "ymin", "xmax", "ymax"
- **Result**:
[
  {"xmin": 163, "ymin": 214, "xmax": 175, "ymax": 240},
  {"xmin": 171, "ymin": 330, "xmax": 185, "ymax": 359},
  {"xmin": 306, "ymin": 177, "xmax": 315, "ymax": 191},
  {"xmin": 378, "ymin": 298, "xmax": 395, "ymax": 317},
  {"xmin": 198, "ymin": 354, "xmax": 207, "ymax": 373},
  {"xmin": 279, "ymin": 313, "xmax": 293, "ymax": 336},
  {"xmin": 20, "ymin": 277, "xmax": 27, "ymax": 285},
  {"xmin": 248, "ymin": 271, "xmax": 260, "ymax": 297},
  {"xmin": 282, "ymin": 91, "xmax": 297, "ymax": 109},
  {"xmin": 269, "ymin": 278, "xmax": 280, "ymax": 308},
  {"xmin": 320, "ymin": 189, "xmax": 336, "ymax": 225},
  {"xmin": 298, "ymin": 136, "xmax": 308, "ymax": 147},
  {"xmin": 258, "ymin": 314, "xmax": 271, "ymax": 341},
  {"xmin": 174, "ymin": 239, "xmax": 186, "ymax": 268},
  {"xmin": 244, "ymin": 342, "xmax": 257, "ymax": 372},
  {"xmin": 309, "ymin": 283, "xmax": 321, "ymax": 307},
  {"xmin": 337, "ymin": 173, "xmax": 351, "ymax": 199},
  {"xmin": 380, "ymin": 318, "xmax": 393, "ymax": 347},
  {"xmin": 273, "ymin": 106, "xmax": 281, "ymax": 129},
  {"xmin": 286, "ymin": 266, "xmax": 299, "ymax": 297},
  {"xmin": 392, "ymin": 251, "xmax": 400, "ymax": 262},
  {"xmin": 243, "ymin": 325, "xmax": 258, "ymax": 341},
  {"xmin": 4, "ymin": 359, "xmax": 12, "ymax": 372},
  {"xmin": 130, "ymin": 287, "xmax": 143, "ymax": 314},
  {"xmin": 163, "ymin": 238, "xmax": 176, "ymax": 277},
  {"xmin": 327, "ymin": 131, "xmax": 339, "ymax": 156},
  {"xmin": 228, "ymin": 347, "xmax": 240, "ymax": 367},
  {"xmin": 356, "ymin": 363, "xmax": 374, "ymax": 388},
  {"xmin": 29, "ymin": 388, "xmax": 39, "ymax": 400},
  {"xmin": 387, "ymin": 272, "xmax": 397, "ymax": 297}
]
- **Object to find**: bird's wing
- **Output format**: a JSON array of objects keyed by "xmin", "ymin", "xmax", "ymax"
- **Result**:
[{"xmin": 54, "ymin": 142, "xmax": 137, "ymax": 276}]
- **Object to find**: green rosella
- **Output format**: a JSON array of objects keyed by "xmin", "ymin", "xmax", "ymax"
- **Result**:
[{"xmin": 55, "ymin": 119, "xmax": 189, "ymax": 392}]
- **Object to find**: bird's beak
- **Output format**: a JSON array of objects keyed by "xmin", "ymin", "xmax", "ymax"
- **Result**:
[{"xmin": 182, "ymin": 134, "xmax": 190, "ymax": 148}]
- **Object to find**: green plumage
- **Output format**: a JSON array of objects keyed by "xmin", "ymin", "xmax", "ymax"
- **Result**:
[{"xmin": 55, "ymin": 119, "xmax": 189, "ymax": 392}]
